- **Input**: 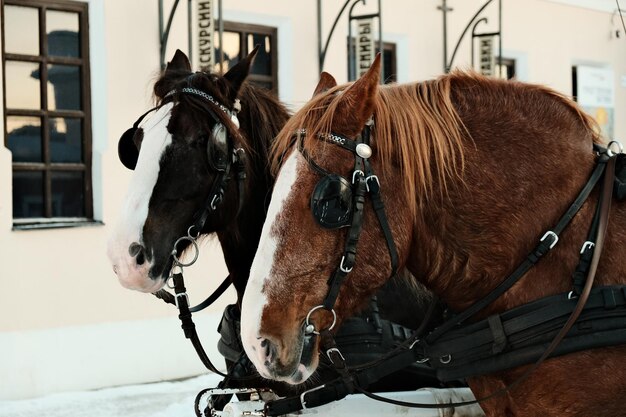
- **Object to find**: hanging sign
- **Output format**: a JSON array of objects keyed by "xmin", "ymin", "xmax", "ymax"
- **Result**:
[
  {"xmin": 193, "ymin": 0, "xmax": 215, "ymax": 71},
  {"xmin": 478, "ymin": 36, "xmax": 495, "ymax": 76},
  {"xmin": 355, "ymin": 18, "xmax": 375, "ymax": 78},
  {"xmin": 576, "ymin": 65, "xmax": 615, "ymax": 138}
]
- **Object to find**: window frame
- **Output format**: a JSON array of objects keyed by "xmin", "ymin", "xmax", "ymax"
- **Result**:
[
  {"xmin": 220, "ymin": 21, "xmax": 278, "ymax": 94},
  {"xmin": 2, "ymin": 0, "xmax": 93, "ymax": 228}
]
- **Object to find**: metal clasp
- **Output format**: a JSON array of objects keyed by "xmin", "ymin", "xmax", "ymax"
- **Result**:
[
  {"xmin": 352, "ymin": 170, "xmax": 364, "ymax": 184},
  {"xmin": 339, "ymin": 255, "xmax": 353, "ymax": 273},
  {"xmin": 326, "ymin": 347, "xmax": 345, "ymax": 364},
  {"xmin": 175, "ymin": 292, "xmax": 189, "ymax": 309},
  {"xmin": 540, "ymin": 231, "xmax": 559, "ymax": 249},
  {"xmin": 365, "ymin": 175, "xmax": 380, "ymax": 192},
  {"xmin": 300, "ymin": 384, "xmax": 326, "ymax": 409},
  {"xmin": 580, "ymin": 241, "xmax": 595, "ymax": 254}
]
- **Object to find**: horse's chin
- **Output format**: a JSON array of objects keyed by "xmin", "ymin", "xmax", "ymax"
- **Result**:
[
  {"xmin": 273, "ymin": 333, "xmax": 319, "ymax": 385},
  {"xmin": 111, "ymin": 258, "xmax": 166, "ymax": 293},
  {"xmin": 117, "ymin": 271, "xmax": 166, "ymax": 293}
]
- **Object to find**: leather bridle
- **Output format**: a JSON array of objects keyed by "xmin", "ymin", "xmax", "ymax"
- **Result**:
[{"xmin": 260, "ymin": 122, "xmax": 622, "ymax": 415}]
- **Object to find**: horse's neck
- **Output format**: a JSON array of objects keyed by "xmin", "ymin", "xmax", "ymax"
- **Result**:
[
  {"xmin": 217, "ymin": 173, "xmax": 271, "ymax": 300},
  {"xmin": 407, "ymin": 85, "xmax": 602, "ymax": 315},
  {"xmin": 219, "ymin": 86, "xmax": 289, "ymax": 302}
]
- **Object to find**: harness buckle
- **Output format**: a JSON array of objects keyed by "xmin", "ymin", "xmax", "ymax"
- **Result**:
[
  {"xmin": 300, "ymin": 384, "xmax": 326, "ymax": 409},
  {"xmin": 339, "ymin": 255, "xmax": 354, "ymax": 273},
  {"xmin": 352, "ymin": 170, "xmax": 364, "ymax": 184},
  {"xmin": 540, "ymin": 231, "xmax": 559, "ymax": 249},
  {"xmin": 210, "ymin": 194, "xmax": 223, "ymax": 211},
  {"xmin": 175, "ymin": 292, "xmax": 190, "ymax": 309},
  {"xmin": 580, "ymin": 241, "xmax": 595, "ymax": 254},
  {"xmin": 326, "ymin": 347, "xmax": 345, "ymax": 364},
  {"xmin": 365, "ymin": 175, "xmax": 380, "ymax": 192}
]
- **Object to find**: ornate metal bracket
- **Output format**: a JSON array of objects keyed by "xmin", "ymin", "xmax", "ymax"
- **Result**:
[
  {"xmin": 317, "ymin": 0, "xmax": 383, "ymax": 80},
  {"xmin": 158, "ymin": 0, "xmax": 224, "ymax": 71},
  {"xmin": 440, "ymin": 0, "xmax": 502, "ymax": 74}
]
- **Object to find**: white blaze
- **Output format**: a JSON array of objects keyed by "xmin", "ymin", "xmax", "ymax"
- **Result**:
[
  {"xmin": 107, "ymin": 103, "xmax": 174, "ymax": 293},
  {"xmin": 241, "ymin": 150, "xmax": 301, "ymax": 375}
]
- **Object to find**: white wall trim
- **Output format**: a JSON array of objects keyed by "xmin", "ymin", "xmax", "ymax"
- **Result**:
[
  {"xmin": 221, "ymin": 10, "xmax": 294, "ymax": 103},
  {"xmin": 86, "ymin": 0, "xmax": 107, "ymax": 221},
  {"xmin": 0, "ymin": 312, "xmax": 224, "ymax": 400},
  {"xmin": 381, "ymin": 32, "xmax": 409, "ymax": 84}
]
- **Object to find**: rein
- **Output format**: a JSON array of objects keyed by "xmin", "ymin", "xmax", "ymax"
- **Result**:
[{"xmin": 261, "ymin": 125, "xmax": 624, "ymax": 414}]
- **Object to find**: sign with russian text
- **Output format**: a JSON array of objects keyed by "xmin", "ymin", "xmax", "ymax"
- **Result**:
[
  {"xmin": 194, "ymin": 0, "xmax": 214, "ymax": 71},
  {"xmin": 355, "ymin": 18, "xmax": 375, "ymax": 78},
  {"xmin": 478, "ymin": 36, "xmax": 495, "ymax": 76}
]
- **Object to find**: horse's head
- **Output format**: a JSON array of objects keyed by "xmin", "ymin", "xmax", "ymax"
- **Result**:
[
  {"xmin": 107, "ymin": 49, "xmax": 257, "ymax": 293},
  {"xmin": 240, "ymin": 56, "xmax": 422, "ymax": 383}
]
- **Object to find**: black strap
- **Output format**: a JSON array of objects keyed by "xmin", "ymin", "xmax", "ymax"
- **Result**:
[
  {"xmin": 364, "ymin": 161, "xmax": 399, "ymax": 275},
  {"xmin": 426, "ymin": 156, "xmax": 608, "ymax": 343},
  {"xmin": 171, "ymin": 273, "xmax": 228, "ymax": 377},
  {"xmin": 265, "ymin": 149, "xmax": 617, "ymax": 414},
  {"xmin": 153, "ymin": 275, "xmax": 231, "ymax": 313}
]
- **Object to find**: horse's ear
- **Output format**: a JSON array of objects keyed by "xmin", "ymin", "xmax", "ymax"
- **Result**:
[
  {"xmin": 165, "ymin": 49, "xmax": 192, "ymax": 73},
  {"xmin": 338, "ymin": 53, "xmax": 381, "ymax": 131},
  {"xmin": 224, "ymin": 45, "xmax": 259, "ymax": 100},
  {"xmin": 312, "ymin": 72, "xmax": 337, "ymax": 98}
]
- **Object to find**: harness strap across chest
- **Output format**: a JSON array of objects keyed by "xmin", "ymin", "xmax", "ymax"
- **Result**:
[{"xmin": 263, "ymin": 138, "xmax": 624, "ymax": 415}]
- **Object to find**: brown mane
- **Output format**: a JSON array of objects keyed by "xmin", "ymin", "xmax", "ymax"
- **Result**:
[{"xmin": 270, "ymin": 71, "xmax": 601, "ymax": 219}]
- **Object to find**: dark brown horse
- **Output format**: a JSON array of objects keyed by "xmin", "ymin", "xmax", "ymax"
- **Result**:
[
  {"xmin": 107, "ymin": 50, "xmax": 439, "ymax": 397},
  {"xmin": 240, "ymin": 55, "xmax": 626, "ymax": 416}
]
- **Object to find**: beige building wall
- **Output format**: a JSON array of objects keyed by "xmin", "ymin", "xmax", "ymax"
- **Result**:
[{"xmin": 0, "ymin": 0, "xmax": 624, "ymax": 400}]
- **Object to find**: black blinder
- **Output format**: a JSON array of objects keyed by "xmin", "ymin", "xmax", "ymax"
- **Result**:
[
  {"xmin": 311, "ymin": 174, "xmax": 353, "ymax": 229},
  {"xmin": 118, "ymin": 106, "xmax": 158, "ymax": 170},
  {"xmin": 208, "ymin": 122, "xmax": 229, "ymax": 172},
  {"xmin": 118, "ymin": 127, "xmax": 140, "ymax": 170}
]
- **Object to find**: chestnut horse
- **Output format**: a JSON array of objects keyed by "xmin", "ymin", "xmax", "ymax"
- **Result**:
[
  {"xmin": 240, "ymin": 55, "xmax": 626, "ymax": 416},
  {"xmin": 107, "ymin": 50, "xmax": 439, "ymax": 397}
]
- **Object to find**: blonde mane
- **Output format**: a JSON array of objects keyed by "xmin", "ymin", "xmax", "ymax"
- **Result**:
[{"xmin": 270, "ymin": 71, "xmax": 601, "ymax": 219}]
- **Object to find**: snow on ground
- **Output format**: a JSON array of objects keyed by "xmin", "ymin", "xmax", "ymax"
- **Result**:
[{"xmin": 0, "ymin": 374, "xmax": 222, "ymax": 417}]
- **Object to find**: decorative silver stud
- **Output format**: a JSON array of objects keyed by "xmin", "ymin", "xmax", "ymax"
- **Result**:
[
  {"xmin": 305, "ymin": 324, "xmax": 316, "ymax": 334},
  {"xmin": 356, "ymin": 143, "xmax": 372, "ymax": 159}
]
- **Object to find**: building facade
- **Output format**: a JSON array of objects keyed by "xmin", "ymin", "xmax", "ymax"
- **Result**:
[{"xmin": 0, "ymin": 0, "xmax": 624, "ymax": 400}]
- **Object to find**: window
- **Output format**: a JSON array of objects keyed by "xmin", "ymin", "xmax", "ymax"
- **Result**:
[
  {"xmin": 213, "ymin": 22, "xmax": 278, "ymax": 93},
  {"xmin": 348, "ymin": 40, "xmax": 397, "ymax": 84},
  {"xmin": 381, "ymin": 42, "xmax": 397, "ymax": 84},
  {"xmin": 496, "ymin": 58, "xmax": 516, "ymax": 80},
  {"xmin": 2, "ymin": 0, "xmax": 92, "ymax": 227}
]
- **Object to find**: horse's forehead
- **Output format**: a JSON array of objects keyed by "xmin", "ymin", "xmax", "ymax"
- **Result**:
[{"xmin": 140, "ymin": 102, "xmax": 173, "ymax": 133}]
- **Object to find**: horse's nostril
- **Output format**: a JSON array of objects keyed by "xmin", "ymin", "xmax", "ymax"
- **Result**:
[
  {"xmin": 260, "ymin": 338, "xmax": 277, "ymax": 361},
  {"xmin": 129, "ymin": 242, "xmax": 146, "ymax": 265}
]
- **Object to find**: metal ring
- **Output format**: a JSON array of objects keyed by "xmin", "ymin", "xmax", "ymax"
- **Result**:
[
  {"xmin": 166, "ymin": 276, "xmax": 175, "ymax": 289},
  {"xmin": 439, "ymin": 354, "xmax": 452, "ymax": 364},
  {"xmin": 171, "ymin": 236, "xmax": 199, "ymax": 267},
  {"xmin": 304, "ymin": 305, "xmax": 337, "ymax": 335},
  {"xmin": 567, "ymin": 291, "xmax": 578, "ymax": 300},
  {"xmin": 187, "ymin": 225, "xmax": 201, "ymax": 239},
  {"xmin": 607, "ymin": 140, "xmax": 623, "ymax": 157}
]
